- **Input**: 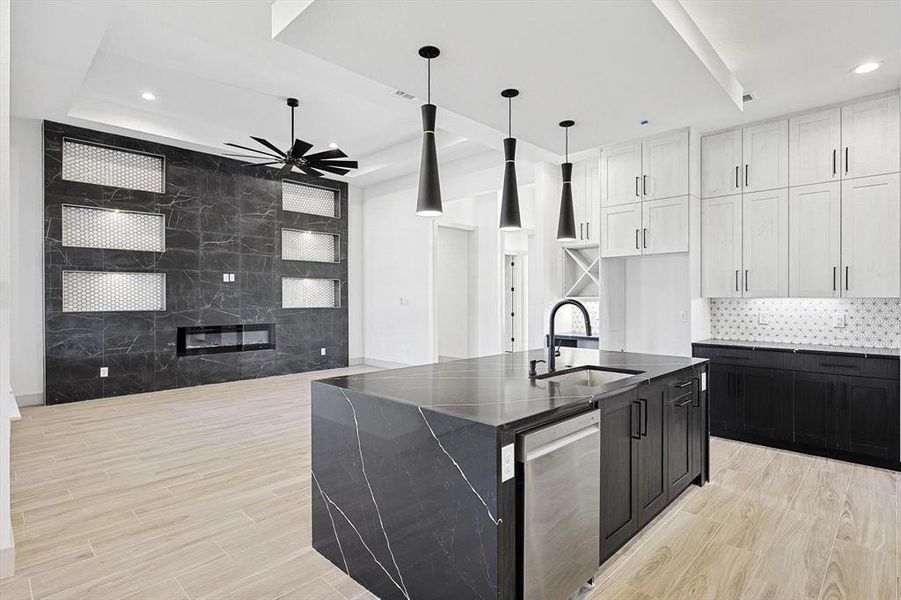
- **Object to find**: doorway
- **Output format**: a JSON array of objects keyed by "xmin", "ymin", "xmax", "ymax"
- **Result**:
[{"xmin": 435, "ymin": 225, "xmax": 476, "ymax": 361}]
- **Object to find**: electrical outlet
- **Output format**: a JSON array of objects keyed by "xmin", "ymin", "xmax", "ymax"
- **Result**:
[
  {"xmin": 399, "ymin": 297, "xmax": 409, "ymax": 306},
  {"xmin": 679, "ymin": 311, "xmax": 687, "ymax": 323},
  {"xmin": 832, "ymin": 313, "xmax": 846, "ymax": 328},
  {"xmin": 501, "ymin": 444, "xmax": 515, "ymax": 482},
  {"xmin": 758, "ymin": 311, "xmax": 769, "ymax": 325},
  {"xmin": 229, "ymin": 274, "xmax": 235, "ymax": 282},
  {"xmin": 100, "ymin": 367, "xmax": 109, "ymax": 378},
  {"xmin": 320, "ymin": 347, "xmax": 326, "ymax": 356},
  {"xmin": 222, "ymin": 273, "xmax": 229, "ymax": 282}
]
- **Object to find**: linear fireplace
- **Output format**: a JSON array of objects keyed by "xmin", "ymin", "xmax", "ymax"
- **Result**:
[{"xmin": 177, "ymin": 324, "xmax": 275, "ymax": 356}]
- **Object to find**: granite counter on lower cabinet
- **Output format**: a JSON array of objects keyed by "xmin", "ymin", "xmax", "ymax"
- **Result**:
[{"xmin": 311, "ymin": 349, "xmax": 709, "ymax": 600}]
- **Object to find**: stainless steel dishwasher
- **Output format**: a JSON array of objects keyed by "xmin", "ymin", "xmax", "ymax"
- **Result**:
[{"xmin": 517, "ymin": 409, "xmax": 600, "ymax": 600}]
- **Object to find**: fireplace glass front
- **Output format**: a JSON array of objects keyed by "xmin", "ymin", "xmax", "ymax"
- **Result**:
[{"xmin": 177, "ymin": 324, "xmax": 275, "ymax": 356}]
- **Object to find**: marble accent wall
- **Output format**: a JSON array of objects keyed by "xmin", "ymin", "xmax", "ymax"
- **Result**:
[
  {"xmin": 709, "ymin": 297, "xmax": 900, "ymax": 348},
  {"xmin": 311, "ymin": 382, "xmax": 499, "ymax": 599},
  {"xmin": 43, "ymin": 121, "xmax": 348, "ymax": 404}
]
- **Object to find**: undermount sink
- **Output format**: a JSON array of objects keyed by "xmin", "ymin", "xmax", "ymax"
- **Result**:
[{"xmin": 533, "ymin": 365, "xmax": 643, "ymax": 385}]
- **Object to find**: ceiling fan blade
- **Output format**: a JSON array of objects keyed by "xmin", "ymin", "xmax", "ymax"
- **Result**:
[
  {"xmin": 224, "ymin": 142, "xmax": 280, "ymax": 158},
  {"xmin": 224, "ymin": 152, "xmax": 285, "ymax": 160},
  {"xmin": 251, "ymin": 136, "xmax": 287, "ymax": 157},
  {"xmin": 276, "ymin": 163, "xmax": 295, "ymax": 178},
  {"xmin": 299, "ymin": 165, "xmax": 325, "ymax": 177},
  {"xmin": 242, "ymin": 161, "xmax": 283, "ymax": 167},
  {"xmin": 315, "ymin": 159, "xmax": 358, "ymax": 169},
  {"xmin": 304, "ymin": 148, "xmax": 347, "ymax": 161},
  {"xmin": 312, "ymin": 164, "xmax": 351, "ymax": 176},
  {"xmin": 291, "ymin": 139, "xmax": 314, "ymax": 158}
]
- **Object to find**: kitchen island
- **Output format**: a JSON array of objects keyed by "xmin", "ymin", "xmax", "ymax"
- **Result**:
[{"xmin": 311, "ymin": 348, "xmax": 709, "ymax": 600}]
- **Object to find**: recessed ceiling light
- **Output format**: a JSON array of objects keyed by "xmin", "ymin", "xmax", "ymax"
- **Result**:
[
  {"xmin": 328, "ymin": 142, "xmax": 339, "ymax": 149},
  {"xmin": 852, "ymin": 62, "xmax": 881, "ymax": 74},
  {"xmin": 141, "ymin": 91, "xmax": 156, "ymax": 101}
]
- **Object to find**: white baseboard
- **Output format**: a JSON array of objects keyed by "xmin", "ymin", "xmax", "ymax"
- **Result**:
[
  {"xmin": 360, "ymin": 357, "xmax": 411, "ymax": 370},
  {"xmin": 348, "ymin": 357, "xmax": 365, "ymax": 366},
  {"xmin": 12, "ymin": 392, "xmax": 42, "ymax": 408}
]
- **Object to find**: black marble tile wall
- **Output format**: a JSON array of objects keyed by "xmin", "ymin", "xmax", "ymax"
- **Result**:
[{"xmin": 43, "ymin": 121, "xmax": 349, "ymax": 405}]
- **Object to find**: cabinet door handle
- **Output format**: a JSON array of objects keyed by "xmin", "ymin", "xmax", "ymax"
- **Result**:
[
  {"xmin": 675, "ymin": 381, "xmax": 693, "ymax": 388},
  {"xmin": 845, "ymin": 266, "xmax": 849, "ymax": 291},
  {"xmin": 735, "ymin": 165, "xmax": 739, "ymax": 188},
  {"xmin": 642, "ymin": 228, "xmax": 648, "ymax": 249},
  {"xmin": 744, "ymin": 164, "xmax": 749, "ymax": 187},
  {"xmin": 586, "ymin": 222, "xmax": 590, "ymax": 240},
  {"xmin": 631, "ymin": 401, "xmax": 641, "ymax": 440},
  {"xmin": 832, "ymin": 149, "xmax": 837, "ymax": 176},
  {"xmin": 635, "ymin": 176, "xmax": 640, "ymax": 197},
  {"xmin": 844, "ymin": 147, "xmax": 849, "ymax": 174},
  {"xmin": 642, "ymin": 175, "xmax": 647, "ymax": 196},
  {"xmin": 640, "ymin": 398, "xmax": 648, "ymax": 437},
  {"xmin": 735, "ymin": 269, "xmax": 739, "ymax": 293},
  {"xmin": 674, "ymin": 397, "xmax": 693, "ymax": 407},
  {"xmin": 833, "ymin": 266, "xmax": 837, "ymax": 291},
  {"xmin": 635, "ymin": 229, "xmax": 640, "ymax": 249},
  {"xmin": 580, "ymin": 223, "xmax": 584, "ymax": 240},
  {"xmin": 727, "ymin": 372, "xmax": 734, "ymax": 395},
  {"xmin": 745, "ymin": 269, "xmax": 749, "ymax": 292}
]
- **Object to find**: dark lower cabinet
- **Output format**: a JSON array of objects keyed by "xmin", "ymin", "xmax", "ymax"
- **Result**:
[
  {"xmin": 636, "ymin": 381, "xmax": 667, "ymax": 527},
  {"xmin": 708, "ymin": 363, "xmax": 739, "ymax": 435},
  {"xmin": 600, "ymin": 389, "xmax": 639, "ymax": 562},
  {"xmin": 837, "ymin": 376, "xmax": 900, "ymax": 459},
  {"xmin": 790, "ymin": 371, "xmax": 837, "ymax": 449},
  {"xmin": 666, "ymin": 379, "xmax": 696, "ymax": 500},
  {"xmin": 739, "ymin": 367, "xmax": 785, "ymax": 440}
]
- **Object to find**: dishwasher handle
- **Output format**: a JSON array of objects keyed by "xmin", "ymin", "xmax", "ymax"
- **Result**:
[{"xmin": 523, "ymin": 424, "xmax": 599, "ymax": 462}]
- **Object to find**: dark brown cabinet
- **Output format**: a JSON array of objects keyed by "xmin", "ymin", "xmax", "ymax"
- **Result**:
[
  {"xmin": 599, "ymin": 389, "xmax": 639, "ymax": 561},
  {"xmin": 837, "ymin": 375, "xmax": 899, "ymax": 459},
  {"xmin": 636, "ymin": 381, "xmax": 667, "ymax": 527}
]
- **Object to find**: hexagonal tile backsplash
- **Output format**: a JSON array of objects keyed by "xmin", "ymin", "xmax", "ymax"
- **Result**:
[
  {"xmin": 709, "ymin": 298, "xmax": 901, "ymax": 348},
  {"xmin": 62, "ymin": 205, "xmax": 165, "ymax": 252},
  {"xmin": 62, "ymin": 271, "xmax": 166, "ymax": 312},
  {"xmin": 62, "ymin": 139, "xmax": 165, "ymax": 193}
]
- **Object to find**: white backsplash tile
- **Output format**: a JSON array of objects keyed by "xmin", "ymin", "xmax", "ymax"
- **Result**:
[
  {"xmin": 564, "ymin": 301, "xmax": 600, "ymax": 335},
  {"xmin": 709, "ymin": 298, "xmax": 900, "ymax": 348}
]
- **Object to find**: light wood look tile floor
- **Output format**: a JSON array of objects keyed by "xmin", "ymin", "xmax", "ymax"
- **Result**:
[{"xmin": 2, "ymin": 368, "xmax": 898, "ymax": 600}]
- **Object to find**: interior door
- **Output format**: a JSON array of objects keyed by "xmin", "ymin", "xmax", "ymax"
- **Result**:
[
  {"xmin": 741, "ymin": 119, "xmax": 789, "ymax": 193},
  {"xmin": 601, "ymin": 142, "xmax": 642, "ymax": 207},
  {"xmin": 789, "ymin": 182, "xmax": 841, "ymax": 297},
  {"xmin": 789, "ymin": 108, "xmax": 841, "ymax": 186},
  {"xmin": 742, "ymin": 188, "xmax": 788, "ymax": 298},
  {"xmin": 600, "ymin": 203, "xmax": 642, "ymax": 258},
  {"xmin": 600, "ymin": 389, "xmax": 639, "ymax": 561},
  {"xmin": 641, "ymin": 130, "xmax": 688, "ymax": 201},
  {"xmin": 841, "ymin": 94, "xmax": 901, "ymax": 179},
  {"xmin": 836, "ymin": 376, "xmax": 900, "ymax": 459},
  {"xmin": 637, "ymin": 382, "xmax": 667, "ymax": 527},
  {"xmin": 641, "ymin": 196, "xmax": 689, "ymax": 255},
  {"xmin": 841, "ymin": 174, "xmax": 900, "ymax": 297},
  {"xmin": 701, "ymin": 194, "xmax": 742, "ymax": 297},
  {"xmin": 701, "ymin": 129, "xmax": 742, "ymax": 198}
]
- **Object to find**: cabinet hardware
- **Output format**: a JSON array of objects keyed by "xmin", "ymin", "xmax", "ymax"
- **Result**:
[
  {"xmin": 586, "ymin": 223, "xmax": 590, "ymax": 240},
  {"xmin": 845, "ymin": 266, "xmax": 849, "ymax": 291},
  {"xmin": 735, "ymin": 269, "xmax": 739, "ymax": 292},
  {"xmin": 844, "ymin": 147, "xmax": 848, "ymax": 174},
  {"xmin": 642, "ymin": 228, "xmax": 648, "ymax": 249},
  {"xmin": 635, "ymin": 176, "xmax": 640, "ymax": 197},
  {"xmin": 675, "ymin": 381, "xmax": 692, "ymax": 388},
  {"xmin": 833, "ymin": 266, "xmax": 837, "ymax": 291},
  {"xmin": 832, "ymin": 149, "xmax": 837, "ymax": 175},
  {"xmin": 635, "ymin": 229, "xmax": 640, "ymax": 250},
  {"xmin": 580, "ymin": 223, "xmax": 584, "ymax": 240},
  {"xmin": 744, "ymin": 164, "xmax": 749, "ymax": 187},
  {"xmin": 642, "ymin": 175, "xmax": 647, "ymax": 196},
  {"xmin": 727, "ymin": 373, "xmax": 734, "ymax": 395},
  {"xmin": 631, "ymin": 401, "xmax": 641, "ymax": 440},
  {"xmin": 673, "ymin": 396, "xmax": 693, "ymax": 407},
  {"xmin": 639, "ymin": 398, "xmax": 648, "ymax": 437},
  {"xmin": 735, "ymin": 165, "xmax": 739, "ymax": 188},
  {"xmin": 745, "ymin": 269, "xmax": 749, "ymax": 291}
]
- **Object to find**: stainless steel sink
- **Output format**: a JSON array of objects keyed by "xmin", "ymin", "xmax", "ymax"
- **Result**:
[{"xmin": 533, "ymin": 365, "xmax": 643, "ymax": 385}]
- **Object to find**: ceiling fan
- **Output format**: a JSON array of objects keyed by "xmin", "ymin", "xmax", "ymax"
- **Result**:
[{"xmin": 225, "ymin": 97, "xmax": 358, "ymax": 178}]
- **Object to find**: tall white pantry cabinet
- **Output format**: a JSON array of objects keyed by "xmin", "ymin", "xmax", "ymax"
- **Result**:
[{"xmin": 701, "ymin": 92, "xmax": 900, "ymax": 298}]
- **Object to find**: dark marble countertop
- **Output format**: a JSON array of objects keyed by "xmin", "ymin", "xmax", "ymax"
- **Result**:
[
  {"xmin": 316, "ymin": 348, "xmax": 706, "ymax": 427},
  {"xmin": 693, "ymin": 339, "xmax": 900, "ymax": 358}
]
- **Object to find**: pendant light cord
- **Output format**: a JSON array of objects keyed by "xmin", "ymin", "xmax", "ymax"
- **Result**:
[
  {"xmin": 290, "ymin": 105, "xmax": 295, "ymax": 144},
  {"xmin": 427, "ymin": 58, "xmax": 431, "ymax": 104},
  {"xmin": 565, "ymin": 126, "xmax": 569, "ymax": 161}
]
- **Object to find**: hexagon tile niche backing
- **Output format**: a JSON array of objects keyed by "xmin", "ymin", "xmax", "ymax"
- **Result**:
[
  {"xmin": 282, "ymin": 180, "xmax": 339, "ymax": 217},
  {"xmin": 62, "ymin": 139, "xmax": 165, "ymax": 194},
  {"xmin": 709, "ymin": 298, "xmax": 901, "ymax": 348},
  {"xmin": 62, "ymin": 205, "xmax": 165, "ymax": 252},
  {"xmin": 62, "ymin": 271, "xmax": 166, "ymax": 312},
  {"xmin": 281, "ymin": 229, "xmax": 339, "ymax": 263},
  {"xmin": 282, "ymin": 277, "xmax": 340, "ymax": 309}
]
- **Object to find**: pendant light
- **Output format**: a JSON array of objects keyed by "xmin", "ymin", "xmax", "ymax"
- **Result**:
[
  {"xmin": 416, "ymin": 46, "xmax": 443, "ymax": 217},
  {"xmin": 556, "ymin": 120, "xmax": 577, "ymax": 241},
  {"xmin": 499, "ymin": 88, "xmax": 522, "ymax": 231}
]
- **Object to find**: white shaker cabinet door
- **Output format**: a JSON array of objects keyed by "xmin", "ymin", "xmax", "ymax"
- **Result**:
[
  {"xmin": 789, "ymin": 108, "xmax": 841, "ymax": 187},
  {"xmin": 641, "ymin": 130, "xmax": 689, "ymax": 201},
  {"xmin": 641, "ymin": 196, "xmax": 689, "ymax": 255},
  {"xmin": 701, "ymin": 194, "xmax": 743, "ymax": 297},
  {"xmin": 741, "ymin": 119, "xmax": 789, "ymax": 193},
  {"xmin": 600, "ymin": 203, "xmax": 642, "ymax": 258},
  {"xmin": 601, "ymin": 142, "xmax": 642, "ymax": 207},
  {"xmin": 701, "ymin": 129, "xmax": 742, "ymax": 198},
  {"xmin": 841, "ymin": 94, "xmax": 900, "ymax": 180},
  {"xmin": 742, "ymin": 188, "xmax": 789, "ymax": 298},
  {"xmin": 789, "ymin": 182, "xmax": 841, "ymax": 297},
  {"xmin": 841, "ymin": 174, "xmax": 900, "ymax": 298},
  {"xmin": 570, "ymin": 162, "xmax": 588, "ymax": 241}
]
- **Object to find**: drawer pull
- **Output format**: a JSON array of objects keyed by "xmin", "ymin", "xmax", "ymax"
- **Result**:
[
  {"xmin": 672, "ymin": 396, "xmax": 693, "ymax": 407},
  {"xmin": 675, "ymin": 381, "xmax": 692, "ymax": 388}
]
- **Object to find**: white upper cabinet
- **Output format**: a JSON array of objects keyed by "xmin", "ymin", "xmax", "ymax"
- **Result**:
[
  {"xmin": 789, "ymin": 182, "xmax": 841, "ymax": 298},
  {"xmin": 841, "ymin": 174, "xmax": 900, "ymax": 298},
  {"xmin": 701, "ymin": 129, "xmax": 742, "ymax": 198},
  {"xmin": 701, "ymin": 194, "xmax": 742, "ymax": 297},
  {"xmin": 600, "ymin": 203, "xmax": 642, "ymax": 258},
  {"xmin": 841, "ymin": 95, "xmax": 900, "ymax": 180},
  {"xmin": 789, "ymin": 108, "xmax": 841, "ymax": 187},
  {"xmin": 742, "ymin": 189, "xmax": 789, "ymax": 298},
  {"xmin": 741, "ymin": 120, "xmax": 789, "ymax": 193},
  {"xmin": 601, "ymin": 142, "xmax": 642, "ymax": 207},
  {"xmin": 641, "ymin": 196, "xmax": 689, "ymax": 255},
  {"xmin": 641, "ymin": 130, "xmax": 689, "ymax": 201}
]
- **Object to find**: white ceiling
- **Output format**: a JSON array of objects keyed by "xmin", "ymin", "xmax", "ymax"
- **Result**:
[
  {"xmin": 682, "ymin": 0, "xmax": 901, "ymax": 130},
  {"xmin": 274, "ymin": 0, "xmax": 745, "ymax": 153}
]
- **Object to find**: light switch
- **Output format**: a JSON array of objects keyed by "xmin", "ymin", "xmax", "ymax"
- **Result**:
[
  {"xmin": 229, "ymin": 274, "xmax": 236, "ymax": 282},
  {"xmin": 501, "ymin": 444, "xmax": 515, "ymax": 482},
  {"xmin": 320, "ymin": 347, "xmax": 327, "ymax": 356},
  {"xmin": 757, "ymin": 311, "xmax": 769, "ymax": 325},
  {"xmin": 222, "ymin": 273, "xmax": 229, "ymax": 282},
  {"xmin": 100, "ymin": 367, "xmax": 109, "ymax": 378}
]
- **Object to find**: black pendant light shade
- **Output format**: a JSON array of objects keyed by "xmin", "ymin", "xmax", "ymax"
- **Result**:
[
  {"xmin": 557, "ymin": 120, "xmax": 577, "ymax": 241},
  {"xmin": 416, "ymin": 46, "xmax": 443, "ymax": 217},
  {"xmin": 499, "ymin": 89, "xmax": 522, "ymax": 231}
]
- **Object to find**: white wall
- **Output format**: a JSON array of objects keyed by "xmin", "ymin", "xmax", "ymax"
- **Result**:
[
  {"xmin": 347, "ymin": 185, "xmax": 364, "ymax": 364},
  {"xmin": 436, "ymin": 226, "xmax": 473, "ymax": 359}
]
